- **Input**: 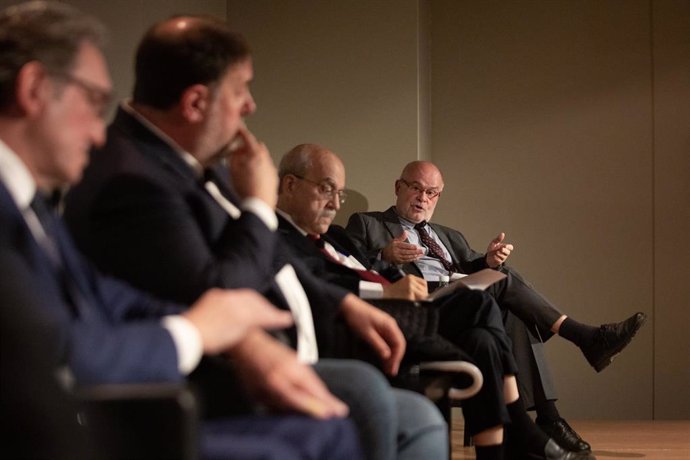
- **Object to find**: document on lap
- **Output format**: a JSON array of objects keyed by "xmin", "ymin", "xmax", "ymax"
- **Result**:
[{"xmin": 424, "ymin": 269, "xmax": 507, "ymax": 302}]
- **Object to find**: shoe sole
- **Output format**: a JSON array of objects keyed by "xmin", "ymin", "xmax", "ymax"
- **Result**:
[{"xmin": 593, "ymin": 313, "xmax": 647, "ymax": 372}]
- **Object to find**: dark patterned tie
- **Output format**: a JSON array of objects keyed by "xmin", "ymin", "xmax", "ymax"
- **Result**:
[
  {"xmin": 30, "ymin": 193, "xmax": 63, "ymax": 268},
  {"xmin": 30, "ymin": 193, "xmax": 85, "ymax": 317},
  {"xmin": 414, "ymin": 221, "xmax": 455, "ymax": 273},
  {"xmin": 308, "ymin": 234, "xmax": 391, "ymax": 285}
]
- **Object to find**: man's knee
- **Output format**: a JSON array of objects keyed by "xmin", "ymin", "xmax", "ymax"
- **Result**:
[
  {"xmin": 392, "ymin": 389, "xmax": 448, "ymax": 460},
  {"xmin": 314, "ymin": 359, "xmax": 394, "ymax": 411}
]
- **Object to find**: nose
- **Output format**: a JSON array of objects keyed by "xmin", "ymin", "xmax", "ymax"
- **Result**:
[
  {"xmin": 328, "ymin": 193, "xmax": 341, "ymax": 211},
  {"xmin": 242, "ymin": 92, "xmax": 257, "ymax": 116},
  {"xmin": 91, "ymin": 117, "xmax": 107, "ymax": 148}
]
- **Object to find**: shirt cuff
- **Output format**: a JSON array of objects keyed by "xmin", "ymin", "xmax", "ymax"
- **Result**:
[
  {"xmin": 359, "ymin": 281, "xmax": 384, "ymax": 299},
  {"xmin": 162, "ymin": 315, "xmax": 203, "ymax": 375},
  {"xmin": 241, "ymin": 197, "xmax": 278, "ymax": 230}
]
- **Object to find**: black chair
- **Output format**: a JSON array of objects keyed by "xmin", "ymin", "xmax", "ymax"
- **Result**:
[{"xmin": 77, "ymin": 383, "xmax": 199, "ymax": 460}]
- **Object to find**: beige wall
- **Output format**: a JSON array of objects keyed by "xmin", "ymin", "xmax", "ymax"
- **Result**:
[
  {"xmin": 429, "ymin": 0, "xmax": 689, "ymax": 420},
  {"xmin": 230, "ymin": 0, "xmax": 689, "ymax": 419},
  {"xmin": 3, "ymin": 0, "xmax": 686, "ymax": 419},
  {"xmin": 227, "ymin": 0, "xmax": 425, "ymax": 219}
]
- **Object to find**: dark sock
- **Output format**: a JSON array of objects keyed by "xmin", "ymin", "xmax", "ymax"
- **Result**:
[
  {"xmin": 475, "ymin": 444, "xmax": 503, "ymax": 460},
  {"xmin": 535, "ymin": 399, "xmax": 560, "ymax": 425},
  {"xmin": 558, "ymin": 317, "xmax": 598, "ymax": 348},
  {"xmin": 506, "ymin": 397, "xmax": 549, "ymax": 455}
]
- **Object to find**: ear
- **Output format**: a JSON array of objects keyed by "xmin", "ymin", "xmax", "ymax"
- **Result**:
[
  {"xmin": 394, "ymin": 179, "xmax": 402, "ymax": 196},
  {"xmin": 14, "ymin": 61, "xmax": 50, "ymax": 117},
  {"xmin": 179, "ymin": 84, "xmax": 210, "ymax": 123},
  {"xmin": 282, "ymin": 174, "xmax": 298, "ymax": 193}
]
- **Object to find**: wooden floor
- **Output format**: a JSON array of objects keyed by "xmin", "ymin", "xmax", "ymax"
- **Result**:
[{"xmin": 450, "ymin": 412, "xmax": 690, "ymax": 459}]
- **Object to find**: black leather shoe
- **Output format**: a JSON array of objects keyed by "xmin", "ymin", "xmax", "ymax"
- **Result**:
[
  {"xmin": 582, "ymin": 312, "xmax": 647, "ymax": 372},
  {"xmin": 528, "ymin": 439, "xmax": 595, "ymax": 459},
  {"xmin": 538, "ymin": 418, "xmax": 591, "ymax": 453}
]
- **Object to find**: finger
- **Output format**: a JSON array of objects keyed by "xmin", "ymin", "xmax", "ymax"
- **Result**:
[
  {"xmin": 288, "ymin": 371, "xmax": 349, "ymax": 418},
  {"xmin": 361, "ymin": 328, "xmax": 393, "ymax": 370},
  {"xmin": 232, "ymin": 123, "xmax": 260, "ymax": 153},
  {"xmin": 504, "ymin": 244, "xmax": 514, "ymax": 251},
  {"xmin": 494, "ymin": 232, "xmax": 505, "ymax": 244},
  {"xmin": 251, "ymin": 307, "xmax": 294, "ymax": 331},
  {"xmin": 267, "ymin": 376, "xmax": 336, "ymax": 419},
  {"xmin": 380, "ymin": 323, "xmax": 406, "ymax": 376}
]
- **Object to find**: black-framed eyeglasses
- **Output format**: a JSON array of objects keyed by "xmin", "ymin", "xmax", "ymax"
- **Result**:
[
  {"xmin": 293, "ymin": 174, "xmax": 348, "ymax": 205},
  {"xmin": 398, "ymin": 178, "xmax": 441, "ymax": 199},
  {"xmin": 49, "ymin": 72, "xmax": 113, "ymax": 118}
]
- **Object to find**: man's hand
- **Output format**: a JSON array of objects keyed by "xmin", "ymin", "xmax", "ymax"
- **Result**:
[
  {"xmin": 230, "ymin": 330, "xmax": 349, "ymax": 419},
  {"xmin": 485, "ymin": 232, "xmax": 514, "ymax": 268},
  {"xmin": 382, "ymin": 274, "xmax": 428, "ymax": 301},
  {"xmin": 339, "ymin": 294, "xmax": 406, "ymax": 376},
  {"xmin": 381, "ymin": 231, "xmax": 424, "ymax": 264},
  {"xmin": 227, "ymin": 123, "xmax": 278, "ymax": 208},
  {"xmin": 183, "ymin": 288, "xmax": 293, "ymax": 354}
]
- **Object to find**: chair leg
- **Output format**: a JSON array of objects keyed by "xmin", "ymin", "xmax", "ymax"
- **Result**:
[{"xmin": 463, "ymin": 423, "xmax": 473, "ymax": 447}]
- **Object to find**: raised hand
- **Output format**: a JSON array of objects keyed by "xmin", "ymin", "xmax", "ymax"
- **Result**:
[
  {"xmin": 381, "ymin": 230, "xmax": 424, "ymax": 264},
  {"xmin": 485, "ymin": 232, "xmax": 514, "ymax": 268},
  {"xmin": 227, "ymin": 122, "xmax": 278, "ymax": 208}
]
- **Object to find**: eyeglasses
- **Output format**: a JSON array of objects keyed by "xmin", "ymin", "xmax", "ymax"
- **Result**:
[
  {"xmin": 293, "ymin": 174, "xmax": 348, "ymax": 205},
  {"xmin": 50, "ymin": 72, "xmax": 113, "ymax": 118},
  {"xmin": 398, "ymin": 178, "xmax": 441, "ymax": 199}
]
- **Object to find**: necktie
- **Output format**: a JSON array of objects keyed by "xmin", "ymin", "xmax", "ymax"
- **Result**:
[
  {"xmin": 30, "ymin": 193, "xmax": 85, "ymax": 317},
  {"xmin": 414, "ymin": 221, "xmax": 455, "ymax": 273},
  {"xmin": 309, "ymin": 234, "xmax": 391, "ymax": 285},
  {"xmin": 29, "ymin": 193, "xmax": 63, "ymax": 268}
]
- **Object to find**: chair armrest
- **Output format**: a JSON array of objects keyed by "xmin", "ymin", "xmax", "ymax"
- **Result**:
[
  {"xmin": 418, "ymin": 361, "xmax": 483, "ymax": 400},
  {"xmin": 77, "ymin": 383, "xmax": 199, "ymax": 460}
]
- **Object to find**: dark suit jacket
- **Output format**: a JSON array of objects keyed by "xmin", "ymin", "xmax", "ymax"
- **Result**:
[
  {"xmin": 0, "ymin": 181, "xmax": 183, "ymax": 385},
  {"xmin": 65, "ymin": 107, "xmax": 349, "ymax": 356},
  {"xmin": 345, "ymin": 206, "xmax": 562, "ymax": 406},
  {"xmin": 277, "ymin": 216, "xmax": 401, "ymax": 295},
  {"xmin": 346, "ymin": 206, "xmax": 491, "ymax": 277}
]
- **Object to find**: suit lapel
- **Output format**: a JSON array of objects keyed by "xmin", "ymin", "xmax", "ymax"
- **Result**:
[
  {"xmin": 113, "ymin": 109, "xmax": 230, "ymax": 241},
  {"xmin": 382, "ymin": 206, "xmax": 405, "ymax": 239}
]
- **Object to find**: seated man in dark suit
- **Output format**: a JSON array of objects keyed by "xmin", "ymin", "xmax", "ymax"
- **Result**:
[
  {"xmin": 62, "ymin": 12, "xmax": 447, "ymax": 460},
  {"xmin": 0, "ymin": 3, "xmax": 366, "ymax": 459},
  {"xmin": 347, "ymin": 159, "xmax": 649, "ymax": 451},
  {"xmin": 275, "ymin": 143, "xmax": 591, "ymax": 460}
]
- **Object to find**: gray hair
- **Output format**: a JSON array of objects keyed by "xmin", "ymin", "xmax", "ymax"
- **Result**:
[{"xmin": 0, "ymin": 1, "xmax": 106, "ymax": 109}]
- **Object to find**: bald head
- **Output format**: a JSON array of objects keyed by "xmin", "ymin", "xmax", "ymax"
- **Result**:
[
  {"xmin": 278, "ymin": 144, "xmax": 346, "ymax": 235},
  {"xmin": 394, "ymin": 161, "xmax": 444, "ymax": 223},
  {"xmin": 133, "ymin": 15, "xmax": 250, "ymax": 109}
]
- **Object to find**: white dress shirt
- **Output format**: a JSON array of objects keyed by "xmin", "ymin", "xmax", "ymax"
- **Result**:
[{"xmin": 277, "ymin": 209, "xmax": 384, "ymax": 299}]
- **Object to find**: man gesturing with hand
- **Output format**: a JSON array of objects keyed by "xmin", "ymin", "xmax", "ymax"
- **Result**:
[{"xmin": 347, "ymin": 160, "xmax": 647, "ymax": 454}]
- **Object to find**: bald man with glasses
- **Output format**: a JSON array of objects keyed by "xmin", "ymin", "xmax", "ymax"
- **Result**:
[{"xmin": 346, "ymin": 160, "xmax": 647, "ymax": 454}]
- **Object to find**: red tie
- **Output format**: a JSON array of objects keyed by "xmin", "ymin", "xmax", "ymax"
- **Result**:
[{"xmin": 309, "ymin": 234, "xmax": 390, "ymax": 285}]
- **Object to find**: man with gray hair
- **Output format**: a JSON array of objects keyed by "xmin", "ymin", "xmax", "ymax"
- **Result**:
[{"xmin": 348, "ymin": 159, "xmax": 648, "ymax": 453}]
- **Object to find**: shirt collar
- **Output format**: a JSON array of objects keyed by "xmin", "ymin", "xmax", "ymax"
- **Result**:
[
  {"xmin": 276, "ymin": 208, "xmax": 310, "ymax": 236},
  {"xmin": 393, "ymin": 206, "xmax": 426, "ymax": 230},
  {"xmin": 122, "ymin": 100, "xmax": 204, "ymax": 179},
  {"xmin": 0, "ymin": 137, "xmax": 37, "ymax": 210}
]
